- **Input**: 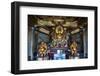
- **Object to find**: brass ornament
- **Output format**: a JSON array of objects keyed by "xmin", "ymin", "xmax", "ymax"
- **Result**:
[{"xmin": 38, "ymin": 42, "xmax": 47, "ymax": 57}]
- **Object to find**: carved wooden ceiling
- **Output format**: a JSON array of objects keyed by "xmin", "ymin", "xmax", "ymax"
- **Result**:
[{"xmin": 28, "ymin": 15, "xmax": 87, "ymax": 34}]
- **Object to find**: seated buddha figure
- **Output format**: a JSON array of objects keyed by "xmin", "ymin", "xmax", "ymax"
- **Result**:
[
  {"xmin": 70, "ymin": 41, "xmax": 78, "ymax": 57},
  {"xmin": 38, "ymin": 42, "xmax": 47, "ymax": 58},
  {"xmin": 55, "ymin": 25, "xmax": 65, "ymax": 40}
]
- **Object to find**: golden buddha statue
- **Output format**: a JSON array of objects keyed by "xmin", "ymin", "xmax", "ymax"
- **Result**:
[{"xmin": 55, "ymin": 25, "xmax": 64, "ymax": 40}]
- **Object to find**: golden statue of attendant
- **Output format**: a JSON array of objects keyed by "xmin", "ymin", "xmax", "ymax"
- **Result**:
[
  {"xmin": 70, "ymin": 41, "xmax": 78, "ymax": 56},
  {"xmin": 38, "ymin": 42, "xmax": 47, "ymax": 58}
]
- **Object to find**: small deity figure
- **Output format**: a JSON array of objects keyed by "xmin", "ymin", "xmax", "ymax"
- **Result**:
[{"xmin": 70, "ymin": 41, "xmax": 78, "ymax": 57}]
